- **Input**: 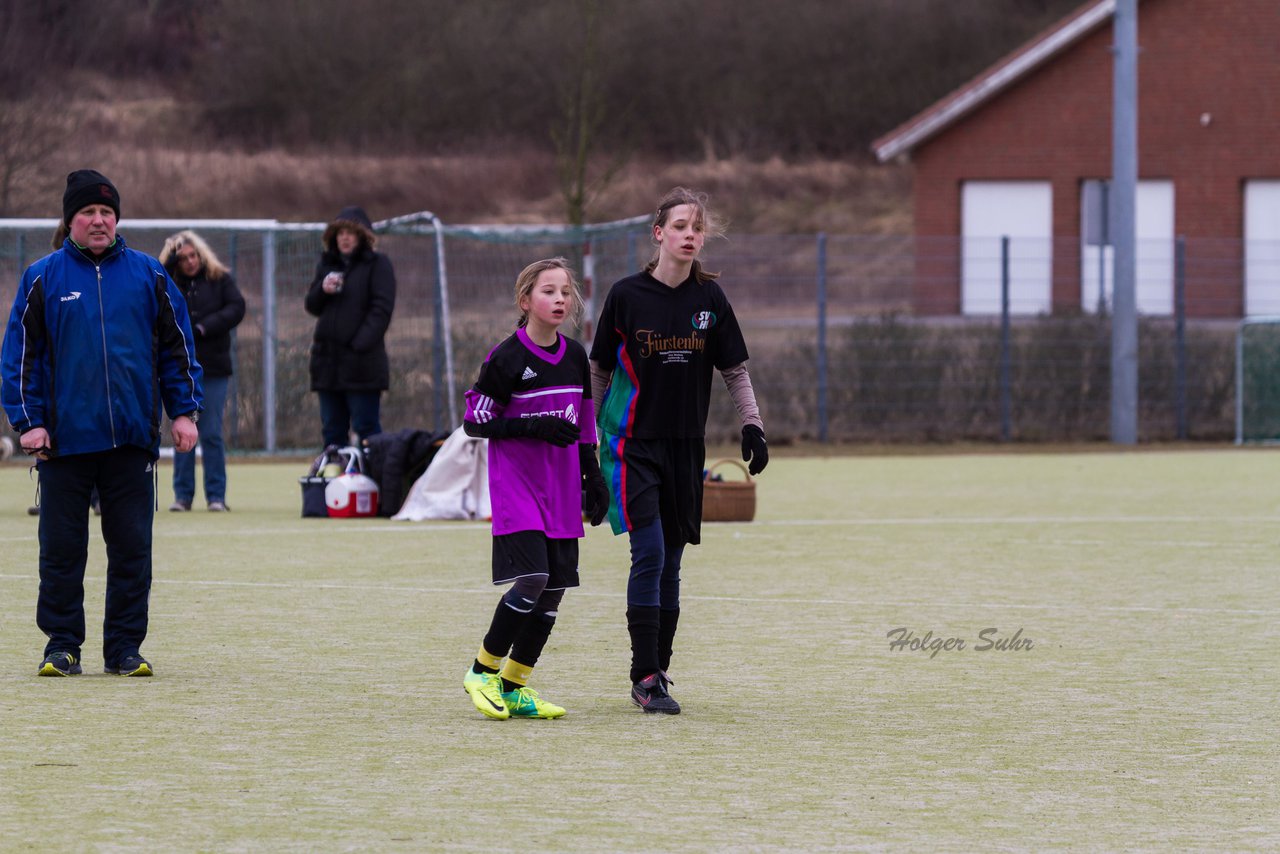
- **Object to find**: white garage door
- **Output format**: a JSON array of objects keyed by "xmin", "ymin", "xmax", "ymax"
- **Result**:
[
  {"xmin": 1245, "ymin": 180, "xmax": 1280, "ymax": 317},
  {"xmin": 1080, "ymin": 180, "xmax": 1174, "ymax": 315},
  {"xmin": 961, "ymin": 181, "xmax": 1052, "ymax": 315}
]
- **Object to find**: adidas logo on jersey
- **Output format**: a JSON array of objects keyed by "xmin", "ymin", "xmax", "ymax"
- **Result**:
[{"xmin": 521, "ymin": 366, "xmax": 538, "ymax": 380}]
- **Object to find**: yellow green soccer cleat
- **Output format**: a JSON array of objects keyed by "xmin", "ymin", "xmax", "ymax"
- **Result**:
[
  {"xmin": 463, "ymin": 668, "xmax": 510, "ymax": 720},
  {"xmin": 501, "ymin": 686, "xmax": 566, "ymax": 719}
]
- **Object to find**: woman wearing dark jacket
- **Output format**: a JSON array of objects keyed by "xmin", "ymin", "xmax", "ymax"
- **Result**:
[
  {"xmin": 159, "ymin": 230, "xmax": 246, "ymax": 512},
  {"xmin": 304, "ymin": 205, "xmax": 396, "ymax": 448}
]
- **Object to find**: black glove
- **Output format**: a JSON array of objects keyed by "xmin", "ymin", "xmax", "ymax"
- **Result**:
[
  {"xmin": 515, "ymin": 416, "xmax": 580, "ymax": 447},
  {"xmin": 741, "ymin": 424, "xmax": 768, "ymax": 476},
  {"xmin": 580, "ymin": 443, "xmax": 609, "ymax": 526},
  {"xmin": 584, "ymin": 472, "xmax": 610, "ymax": 526}
]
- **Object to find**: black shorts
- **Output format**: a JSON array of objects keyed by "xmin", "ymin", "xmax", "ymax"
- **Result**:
[
  {"xmin": 491, "ymin": 530, "xmax": 580, "ymax": 590},
  {"xmin": 599, "ymin": 435, "xmax": 706, "ymax": 546}
]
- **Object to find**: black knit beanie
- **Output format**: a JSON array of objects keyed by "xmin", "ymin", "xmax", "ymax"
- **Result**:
[{"xmin": 63, "ymin": 169, "xmax": 120, "ymax": 226}]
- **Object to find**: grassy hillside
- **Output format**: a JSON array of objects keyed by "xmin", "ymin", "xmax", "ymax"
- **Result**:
[
  {"xmin": 15, "ymin": 145, "xmax": 914, "ymax": 234},
  {"xmin": 11, "ymin": 80, "xmax": 910, "ymax": 232},
  {"xmin": 5, "ymin": 1, "xmax": 1099, "ymax": 228}
]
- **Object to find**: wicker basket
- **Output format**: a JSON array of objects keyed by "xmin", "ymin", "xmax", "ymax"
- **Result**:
[{"xmin": 701, "ymin": 458, "xmax": 756, "ymax": 522}]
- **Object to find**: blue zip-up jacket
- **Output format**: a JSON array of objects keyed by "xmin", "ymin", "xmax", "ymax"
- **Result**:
[{"xmin": 1, "ymin": 234, "xmax": 203, "ymax": 459}]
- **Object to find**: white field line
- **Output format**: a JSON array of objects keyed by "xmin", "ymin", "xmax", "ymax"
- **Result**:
[
  {"xmin": 0, "ymin": 573, "xmax": 1275, "ymax": 617},
  {"xmin": 0, "ymin": 514, "xmax": 1275, "ymax": 546},
  {"xmin": 759, "ymin": 515, "xmax": 1280, "ymax": 527},
  {"xmin": 1, "ymin": 515, "xmax": 1274, "ymax": 616},
  {"xmin": 0, "ymin": 522, "xmax": 488, "ymax": 543}
]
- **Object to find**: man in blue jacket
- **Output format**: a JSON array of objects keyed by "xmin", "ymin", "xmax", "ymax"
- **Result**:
[{"xmin": 0, "ymin": 169, "xmax": 203, "ymax": 678}]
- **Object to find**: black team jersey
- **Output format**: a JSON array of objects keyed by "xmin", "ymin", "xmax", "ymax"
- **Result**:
[{"xmin": 590, "ymin": 270, "xmax": 749, "ymax": 439}]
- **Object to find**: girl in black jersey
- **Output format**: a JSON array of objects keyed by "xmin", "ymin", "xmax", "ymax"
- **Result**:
[{"xmin": 589, "ymin": 188, "xmax": 769, "ymax": 714}]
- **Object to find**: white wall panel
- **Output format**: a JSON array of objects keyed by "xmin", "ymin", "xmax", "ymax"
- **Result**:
[{"xmin": 961, "ymin": 181, "xmax": 1052, "ymax": 315}]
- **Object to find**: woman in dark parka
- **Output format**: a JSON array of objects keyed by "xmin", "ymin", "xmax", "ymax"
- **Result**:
[
  {"xmin": 160, "ymin": 229, "xmax": 246, "ymax": 512},
  {"xmin": 304, "ymin": 205, "xmax": 397, "ymax": 448}
]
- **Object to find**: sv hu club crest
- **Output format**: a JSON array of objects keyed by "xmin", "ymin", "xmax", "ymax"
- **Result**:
[{"xmin": 691, "ymin": 310, "xmax": 717, "ymax": 331}]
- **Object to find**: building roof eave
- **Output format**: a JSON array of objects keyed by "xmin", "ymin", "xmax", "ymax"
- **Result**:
[{"xmin": 872, "ymin": 0, "xmax": 1116, "ymax": 163}]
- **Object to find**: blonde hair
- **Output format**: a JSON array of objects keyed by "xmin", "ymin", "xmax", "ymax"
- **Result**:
[
  {"xmin": 514, "ymin": 257, "xmax": 583, "ymax": 329},
  {"xmin": 159, "ymin": 230, "xmax": 230, "ymax": 280},
  {"xmin": 645, "ymin": 186, "xmax": 724, "ymax": 283}
]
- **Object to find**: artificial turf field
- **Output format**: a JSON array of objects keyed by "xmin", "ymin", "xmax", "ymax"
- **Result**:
[{"xmin": 1, "ymin": 449, "xmax": 1277, "ymax": 851}]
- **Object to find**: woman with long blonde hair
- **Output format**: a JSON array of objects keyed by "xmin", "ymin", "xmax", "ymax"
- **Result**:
[{"xmin": 159, "ymin": 230, "xmax": 246, "ymax": 511}]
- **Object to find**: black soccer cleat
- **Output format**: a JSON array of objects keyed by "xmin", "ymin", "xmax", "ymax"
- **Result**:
[{"xmin": 631, "ymin": 671, "xmax": 680, "ymax": 714}]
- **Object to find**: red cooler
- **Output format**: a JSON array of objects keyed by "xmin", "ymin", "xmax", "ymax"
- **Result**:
[{"xmin": 325, "ymin": 473, "xmax": 380, "ymax": 518}]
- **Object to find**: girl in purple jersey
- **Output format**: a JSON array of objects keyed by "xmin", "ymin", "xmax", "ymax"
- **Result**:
[
  {"xmin": 589, "ymin": 188, "xmax": 769, "ymax": 714},
  {"xmin": 460, "ymin": 258, "xmax": 610, "ymax": 720}
]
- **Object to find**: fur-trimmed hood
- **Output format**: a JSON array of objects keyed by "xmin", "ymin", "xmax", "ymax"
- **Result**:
[{"xmin": 322, "ymin": 205, "xmax": 376, "ymax": 253}]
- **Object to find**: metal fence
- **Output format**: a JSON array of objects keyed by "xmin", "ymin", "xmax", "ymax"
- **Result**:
[{"xmin": 1, "ymin": 221, "xmax": 1273, "ymax": 450}]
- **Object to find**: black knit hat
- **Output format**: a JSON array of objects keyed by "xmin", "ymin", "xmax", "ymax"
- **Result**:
[{"xmin": 63, "ymin": 169, "xmax": 120, "ymax": 226}]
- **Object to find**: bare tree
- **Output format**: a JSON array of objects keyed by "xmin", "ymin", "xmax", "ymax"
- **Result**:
[
  {"xmin": 0, "ymin": 0, "xmax": 1094, "ymax": 180},
  {"xmin": 551, "ymin": 0, "xmax": 628, "ymax": 226},
  {"xmin": 0, "ymin": 101, "xmax": 76, "ymax": 216},
  {"xmin": 0, "ymin": 1, "xmax": 75, "ymax": 215}
]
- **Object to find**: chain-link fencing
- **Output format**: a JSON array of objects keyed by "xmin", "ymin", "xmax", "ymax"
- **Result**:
[{"xmin": 1, "ymin": 221, "xmax": 1272, "ymax": 450}]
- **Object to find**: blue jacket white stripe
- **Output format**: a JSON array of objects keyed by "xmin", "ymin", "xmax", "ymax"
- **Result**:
[{"xmin": 0, "ymin": 234, "xmax": 204, "ymax": 459}]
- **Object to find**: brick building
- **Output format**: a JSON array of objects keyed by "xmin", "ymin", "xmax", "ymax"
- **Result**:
[{"xmin": 872, "ymin": 0, "xmax": 1280, "ymax": 318}]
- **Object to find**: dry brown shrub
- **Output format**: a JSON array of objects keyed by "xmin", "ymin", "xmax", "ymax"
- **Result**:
[{"xmin": 10, "ymin": 88, "xmax": 911, "ymax": 232}]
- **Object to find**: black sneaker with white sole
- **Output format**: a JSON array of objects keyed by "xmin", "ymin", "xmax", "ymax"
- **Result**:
[{"xmin": 631, "ymin": 671, "xmax": 680, "ymax": 714}]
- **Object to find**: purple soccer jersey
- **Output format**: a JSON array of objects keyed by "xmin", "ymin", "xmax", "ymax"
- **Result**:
[{"xmin": 464, "ymin": 328, "xmax": 597, "ymax": 538}]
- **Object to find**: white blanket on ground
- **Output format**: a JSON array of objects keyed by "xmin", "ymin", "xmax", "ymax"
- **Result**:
[{"xmin": 391, "ymin": 427, "xmax": 490, "ymax": 521}]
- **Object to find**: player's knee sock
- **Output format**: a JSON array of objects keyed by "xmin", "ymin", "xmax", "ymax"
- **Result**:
[
  {"xmin": 500, "ymin": 657, "xmax": 535, "ymax": 693},
  {"xmin": 505, "ymin": 609, "xmax": 557, "ymax": 692},
  {"xmin": 627, "ymin": 605, "xmax": 661, "ymax": 683},
  {"xmin": 480, "ymin": 586, "xmax": 538, "ymax": 665},
  {"xmin": 472, "ymin": 645, "xmax": 503, "ymax": 675},
  {"xmin": 658, "ymin": 607, "xmax": 680, "ymax": 673}
]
